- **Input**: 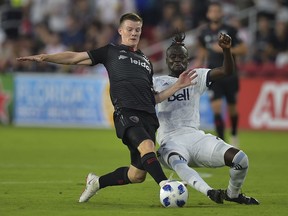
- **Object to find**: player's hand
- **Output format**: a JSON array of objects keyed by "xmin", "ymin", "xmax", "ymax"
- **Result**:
[
  {"xmin": 16, "ymin": 54, "xmax": 45, "ymax": 62},
  {"xmin": 177, "ymin": 68, "xmax": 198, "ymax": 88},
  {"xmin": 218, "ymin": 33, "xmax": 232, "ymax": 49}
]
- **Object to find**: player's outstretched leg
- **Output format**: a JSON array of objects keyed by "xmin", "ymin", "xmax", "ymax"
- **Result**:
[
  {"xmin": 225, "ymin": 150, "xmax": 260, "ymax": 205},
  {"xmin": 79, "ymin": 173, "xmax": 99, "ymax": 202},
  {"xmin": 227, "ymin": 150, "xmax": 248, "ymax": 197},
  {"xmin": 167, "ymin": 154, "xmax": 225, "ymax": 204},
  {"xmin": 224, "ymin": 190, "xmax": 260, "ymax": 205}
]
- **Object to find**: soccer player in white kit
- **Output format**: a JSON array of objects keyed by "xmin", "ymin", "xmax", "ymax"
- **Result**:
[{"xmin": 154, "ymin": 32, "xmax": 259, "ymax": 205}]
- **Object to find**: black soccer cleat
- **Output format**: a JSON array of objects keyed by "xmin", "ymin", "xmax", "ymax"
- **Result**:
[
  {"xmin": 207, "ymin": 189, "xmax": 225, "ymax": 204},
  {"xmin": 224, "ymin": 191, "xmax": 260, "ymax": 205}
]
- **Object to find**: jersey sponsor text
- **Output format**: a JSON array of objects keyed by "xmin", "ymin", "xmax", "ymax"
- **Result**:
[
  {"xmin": 130, "ymin": 57, "xmax": 151, "ymax": 73},
  {"xmin": 168, "ymin": 89, "xmax": 190, "ymax": 102}
]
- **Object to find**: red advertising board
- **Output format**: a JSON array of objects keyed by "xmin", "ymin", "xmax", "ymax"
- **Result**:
[{"xmin": 238, "ymin": 78, "xmax": 288, "ymax": 130}]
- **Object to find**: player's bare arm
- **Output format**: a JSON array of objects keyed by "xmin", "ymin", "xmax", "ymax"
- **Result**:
[
  {"xmin": 154, "ymin": 68, "xmax": 198, "ymax": 103},
  {"xmin": 209, "ymin": 33, "xmax": 235, "ymax": 81},
  {"xmin": 16, "ymin": 51, "xmax": 92, "ymax": 65},
  {"xmin": 231, "ymin": 42, "xmax": 247, "ymax": 56}
]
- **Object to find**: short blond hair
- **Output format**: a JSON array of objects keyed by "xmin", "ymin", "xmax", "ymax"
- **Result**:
[{"xmin": 119, "ymin": 13, "xmax": 143, "ymax": 26}]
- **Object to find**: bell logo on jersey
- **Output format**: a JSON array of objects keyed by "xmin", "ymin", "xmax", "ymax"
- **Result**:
[
  {"xmin": 130, "ymin": 57, "xmax": 151, "ymax": 73},
  {"xmin": 168, "ymin": 89, "xmax": 190, "ymax": 101}
]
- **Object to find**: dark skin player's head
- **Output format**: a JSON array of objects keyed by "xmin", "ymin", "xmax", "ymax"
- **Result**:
[{"xmin": 166, "ymin": 32, "xmax": 189, "ymax": 78}]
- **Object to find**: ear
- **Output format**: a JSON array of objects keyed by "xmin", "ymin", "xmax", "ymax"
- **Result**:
[{"xmin": 118, "ymin": 27, "xmax": 122, "ymax": 36}]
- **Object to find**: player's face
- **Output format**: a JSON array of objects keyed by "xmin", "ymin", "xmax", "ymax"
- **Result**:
[
  {"xmin": 207, "ymin": 5, "xmax": 223, "ymax": 23},
  {"xmin": 166, "ymin": 46, "xmax": 188, "ymax": 77},
  {"xmin": 118, "ymin": 20, "xmax": 142, "ymax": 50}
]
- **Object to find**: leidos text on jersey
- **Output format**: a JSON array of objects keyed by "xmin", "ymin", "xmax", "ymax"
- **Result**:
[
  {"xmin": 168, "ymin": 89, "xmax": 190, "ymax": 101},
  {"xmin": 130, "ymin": 57, "xmax": 151, "ymax": 73}
]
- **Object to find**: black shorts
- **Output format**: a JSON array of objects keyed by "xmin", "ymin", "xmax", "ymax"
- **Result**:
[
  {"xmin": 208, "ymin": 74, "xmax": 239, "ymax": 104},
  {"xmin": 113, "ymin": 108, "xmax": 159, "ymax": 169}
]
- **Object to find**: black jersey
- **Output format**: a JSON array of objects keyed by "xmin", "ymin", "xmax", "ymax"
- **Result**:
[
  {"xmin": 198, "ymin": 23, "xmax": 242, "ymax": 68},
  {"xmin": 88, "ymin": 44, "xmax": 156, "ymax": 113}
]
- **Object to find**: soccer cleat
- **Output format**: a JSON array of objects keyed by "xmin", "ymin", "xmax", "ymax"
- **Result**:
[
  {"xmin": 79, "ymin": 173, "xmax": 100, "ymax": 203},
  {"xmin": 224, "ymin": 191, "xmax": 260, "ymax": 205},
  {"xmin": 207, "ymin": 189, "xmax": 225, "ymax": 204}
]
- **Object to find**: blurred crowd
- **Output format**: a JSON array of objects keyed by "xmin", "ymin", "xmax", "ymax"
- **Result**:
[{"xmin": 0, "ymin": 0, "xmax": 288, "ymax": 77}]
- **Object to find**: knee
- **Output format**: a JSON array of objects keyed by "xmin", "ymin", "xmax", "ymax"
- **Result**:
[
  {"xmin": 232, "ymin": 150, "xmax": 249, "ymax": 170},
  {"xmin": 129, "ymin": 173, "xmax": 146, "ymax": 183},
  {"xmin": 138, "ymin": 139, "xmax": 155, "ymax": 156},
  {"xmin": 127, "ymin": 167, "xmax": 147, "ymax": 183},
  {"xmin": 168, "ymin": 154, "xmax": 188, "ymax": 169}
]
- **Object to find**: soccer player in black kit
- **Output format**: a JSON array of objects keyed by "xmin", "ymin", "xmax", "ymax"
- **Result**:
[
  {"xmin": 17, "ymin": 13, "xmax": 197, "ymax": 203},
  {"xmin": 193, "ymin": 2, "xmax": 247, "ymax": 147}
]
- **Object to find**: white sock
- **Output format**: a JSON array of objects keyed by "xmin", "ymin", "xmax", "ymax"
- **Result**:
[
  {"xmin": 227, "ymin": 150, "xmax": 249, "ymax": 198},
  {"xmin": 170, "ymin": 155, "xmax": 212, "ymax": 195}
]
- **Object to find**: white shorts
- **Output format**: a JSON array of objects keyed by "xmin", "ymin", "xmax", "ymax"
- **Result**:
[{"xmin": 157, "ymin": 130, "xmax": 233, "ymax": 169}]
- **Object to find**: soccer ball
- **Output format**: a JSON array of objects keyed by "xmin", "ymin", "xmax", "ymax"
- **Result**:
[{"xmin": 160, "ymin": 180, "xmax": 188, "ymax": 207}]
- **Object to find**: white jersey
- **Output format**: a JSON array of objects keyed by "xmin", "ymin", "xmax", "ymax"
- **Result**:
[{"xmin": 153, "ymin": 68, "xmax": 210, "ymax": 145}]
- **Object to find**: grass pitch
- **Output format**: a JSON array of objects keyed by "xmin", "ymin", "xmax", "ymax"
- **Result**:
[{"xmin": 0, "ymin": 126, "xmax": 287, "ymax": 216}]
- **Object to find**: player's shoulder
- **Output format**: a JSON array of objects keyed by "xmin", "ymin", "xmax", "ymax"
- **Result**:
[
  {"xmin": 90, "ymin": 43, "xmax": 112, "ymax": 53},
  {"xmin": 106, "ymin": 43, "xmax": 121, "ymax": 50},
  {"xmin": 194, "ymin": 68, "xmax": 210, "ymax": 74},
  {"xmin": 194, "ymin": 68, "xmax": 211, "ymax": 84},
  {"xmin": 153, "ymin": 75, "xmax": 175, "ymax": 85},
  {"xmin": 103, "ymin": 43, "xmax": 129, "ymax": 52},
  {"xmin": 154, "ymin": 74, "xmax": 176, "ymax": 80},
  {"xmin": 98, "ymin": 43, "xmax": 130, "ymax": 57}
]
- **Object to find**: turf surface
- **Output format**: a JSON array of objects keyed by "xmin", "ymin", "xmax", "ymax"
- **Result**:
[{"xmin": 0, "ymin": 126, "xmax": 287, "ymax": 216}]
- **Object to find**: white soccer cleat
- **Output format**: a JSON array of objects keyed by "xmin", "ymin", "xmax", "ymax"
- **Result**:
[{"xmin": 79, "ymin": 173, "xmax": 100, "ymax": 203}]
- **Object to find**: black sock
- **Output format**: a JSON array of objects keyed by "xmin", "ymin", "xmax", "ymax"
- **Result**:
[
  {"xmin": 230, "ymin": 114, "xmax": 238, "ymax": 136},
  {"xmin": 214, "ymin": 114, "xmax": 225, "ymax": 140},
  {"xmin": 98, "ymin": 167, "xmax": 131, "ymax": 189},
  {"xmin": 141, "ymin": 152, "xmax": 167, "ymax": 185}
]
